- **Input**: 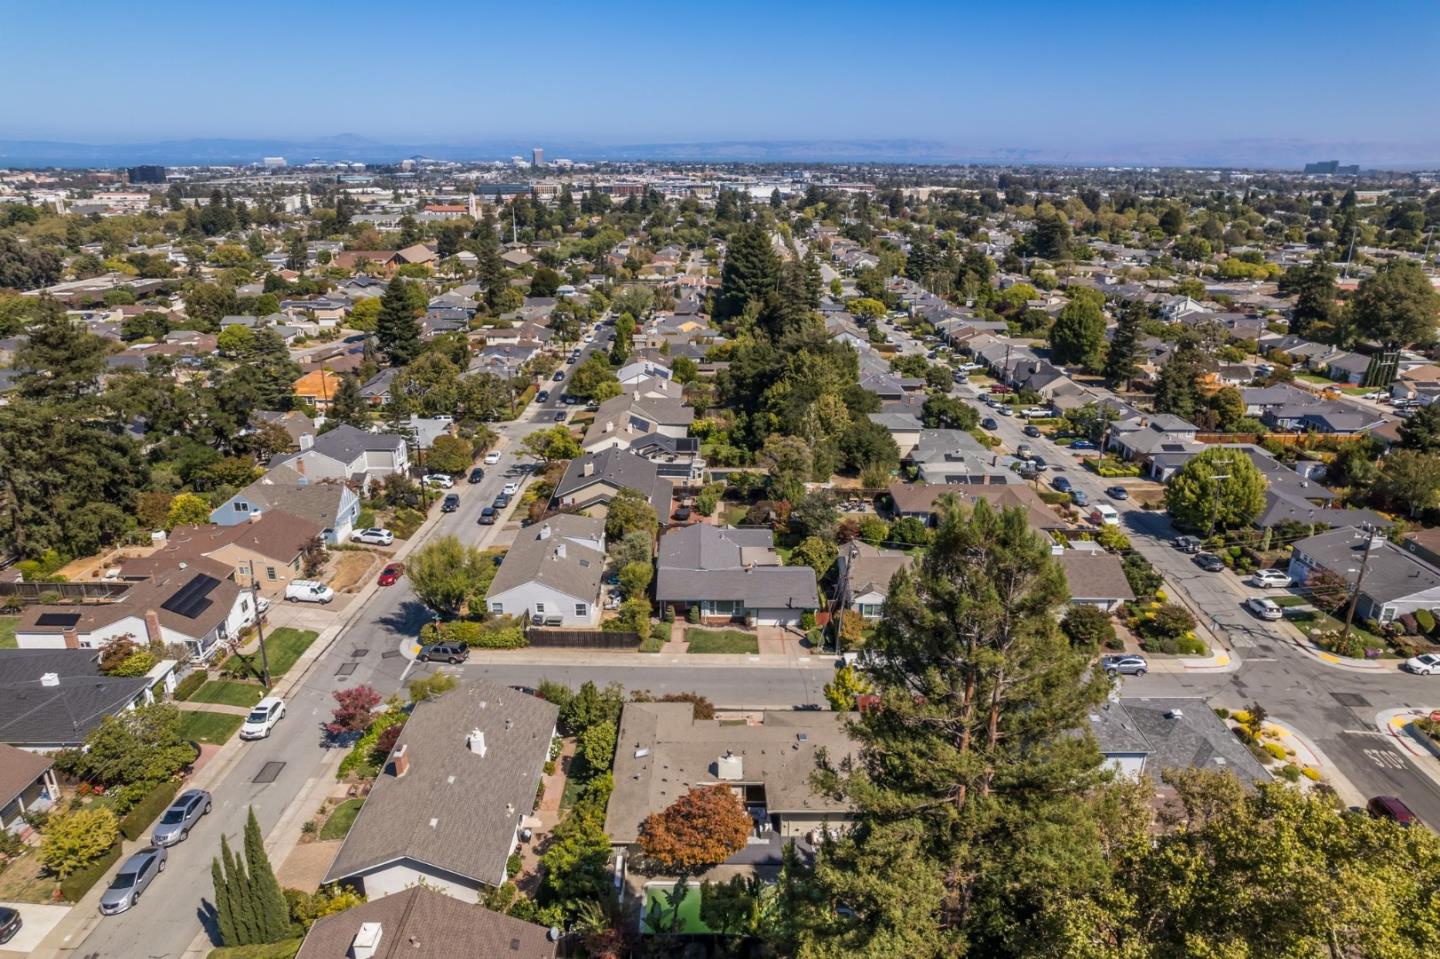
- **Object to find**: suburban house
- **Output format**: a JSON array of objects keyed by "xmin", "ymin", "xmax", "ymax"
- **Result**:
[
  {"xmin": 907, "ymin": 428, "xmax": 1015, "ymax": 484},
  {"xmin": 581, "ymin": 390, "xmax": 694, "ymax": 454},
  {"xmin": 605, "ymin": 703, "xmax": 859, "ymax": 861},
  {"xmin": 212, "ymin": 466, "xmax": 361, "ymax": 545},
  {"xmin": 250, "ymin": 410, "xmax": 316, "ymax": 451},
  {"xmin": 0, "ymin": 649, "xmax": 169, "ymax": 751},
  {"xmin": 271, "ymin": 425, "xmax": 409, "ymax": 493},
  {"xmin": 1056, "ymin": 548, "xmax": 1135, "ymax": 612},
  {"xmin": 293, "ymin": 887, "xmax": 557, "ymax": 959},
  {"xmin": 1089, "ymin": 697, "xmax": 1270, "ymax": 784},
  {"xmin": 149, "ymin": 511, "xmax": 323, "ymax": 598},
  {"xmin": 626, "ymin": 432, "xmax": 706, "ymax": 485},
  {"xmin": 484, "ymin": 515, "xmax": 606, "ymax": 627},
  {"xmin": 1289, "ymin": 527, "xmax": 1440, "ymax": 625},
  {"xmin": 551, "ymin": 448, "xmax": 673, "ymax": 521},
  {"xmin": 616, "ymin": 359, "xmax": 672, "ymax": 385},
  {"xmin": 0, "ymin": 743, "xmax": 58, "ymax": 832},
  {"xmin": 1107, "ymin": 414, "xmax": 1202, "ymax": 470},
  {"xmin": 867, "ymin": 412, "xmax": 924, "ymax": 458},
  {"xmin": 835, "ymin": 542, "xmax": 912, "ymax": 620},
  {"xmin": 654, "ymin": 524, "xmax": 818, "ymax": 626},
  {"xmin": 13, "ymin": 557, "xmax": 253, "ymax": 662},
  {"xmin": 292, "ymin": 369, "xmax": 346, "ymax": 411},
  {"xmin": 887, "ymin": 482, "xmax": 1069, "ymax": 532},
  {"xmin": 324, "ymin": 680, "xmax": 557, "ymax": 901}
]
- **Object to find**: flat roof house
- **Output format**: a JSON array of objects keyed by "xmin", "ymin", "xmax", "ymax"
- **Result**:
[
  {"xmin": 654, "ymin": 525, "xmax": 818, "ymax": 627},
  {"xmin": 484, "ymin": 515, "xmax": 606, "ymax": 628},
  {"xmin": 324, "ymin": 680, "xmax": 557, "ymax": 902},
  {"xmin": 606, "ymin": 703, "xmax": 859, "ymax": 861}
]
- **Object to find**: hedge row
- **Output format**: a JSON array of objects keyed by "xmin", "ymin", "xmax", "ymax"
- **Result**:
[
  {"xmin": 205, "ymin": 938, "xmax": 303, "ymax": 959},
  {"xmin": 119, "ymin": 779, "xmax": 182, "ymax": 841},
  {"xmin": 420, "ymin": 619, "xmax": 527, "ymax": 649},
  {"xmin": 173, "ymin": 669, "xmax": 208, "ymax": 702},
  {"xmin": 60, "ymin": 840, "xmax": 123, "ymax": 902}
]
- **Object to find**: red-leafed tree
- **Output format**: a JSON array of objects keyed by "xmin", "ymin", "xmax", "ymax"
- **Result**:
[
  {"xmin": 326, "ymin": 685, "xmax": 382, "ymax": 737},
  {"xmin": 639, "ymin": 784, "xmax": 752, "ymax": 873}
]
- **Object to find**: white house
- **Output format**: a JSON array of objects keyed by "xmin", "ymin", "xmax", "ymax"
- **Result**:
[
  {"xmin": 484, "ymin": 515, "xmax": 606, "ymax": 627},
  {"xmin": 271, "ymin": 425, "xmax": 409, "ymax": 493}
]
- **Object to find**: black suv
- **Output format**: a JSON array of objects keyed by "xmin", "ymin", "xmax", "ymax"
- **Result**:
[
  {"xmin": 468, "ymin": 467, "xmax": 485, "ymax": 484},
  {"xmin": 417, "ymin": 642, "xmax": 469, "ymax": 664},
  {"xmin": 441, "ymin": 493, "xmax": 460, "ymax": 513}
]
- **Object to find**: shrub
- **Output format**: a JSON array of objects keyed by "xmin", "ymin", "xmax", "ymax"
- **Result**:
[
  {"xmin": 1301, "ymin": 766, "xmax": 1322, "ymax": 781},
  {"xmin": 800, "ymin": 610, "xmax": 817, "ymax": 630},
  {"xmin": 1060, "ymin": 606, "xmax": 1115, "ymax": 649},
  {"xmin": 420, "ymin": 618, "xmax": 527, "ymax": 649},
  {"xmin": 389, "ymin": 507, "xmax": 426, "ymax": 539},
  {"xmin": 686, "ymin": 605, "xmax": 700, "ymax": 624},
  {"xmin": 174, "ymin": 669, "xmax": 208, "ymax": 701},
  {"xmin": 118, "ymin": 779, "xmax": 181, "ymax": 841},
  {"xmin": 1397, "ymin": 613, "xmax": 1420, "ymax": 636},
  {"xmin": 1263, "ymin": 742, "xmax": 1288, "ymax": 760},
  {"xmin": 662, "ymin": 604, "xmax": 675, "ymax": 623},
  {"xmin": 43, "ymin": 807, "xmax": 119, "ymax": 879},
  {"xmin": 1213, "ymin": 707, "xmax": 1230, "ymax": 719},
  {"xmin": 59, "ymin": 840, "xmax": 123, "ymax": 902},
  {"xmin": 506, "ymin": 853, "xmax": 522, "ymax": 878},
  {"xmin": 1417, "ymin": 608, "xmax": 1437, "ymax": 634},
  {"xmin": 1279, "ymin": 763, "xmax": 1302, "ymax": 782},
  {"xmin": 1143, "ymin": 604, "xmax": 1197, "ymax": 640},
  {"xmin": 337, "ymin": 708, "xmax": 409, "ymax": 780}
]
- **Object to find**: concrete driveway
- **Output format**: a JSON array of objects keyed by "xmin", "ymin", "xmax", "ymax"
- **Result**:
[{"xmin": 0, "ymin": 902, "xmax": 69, "ymax": 957}]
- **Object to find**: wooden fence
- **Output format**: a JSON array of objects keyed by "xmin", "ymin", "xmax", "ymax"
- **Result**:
[
  {"xmin": 524, "ymin": 627, "xmax": 642, "ymax": 650},
  {"xmin": 1192, "ymin": 432, "xmax": 1370, "ymax": 447},
  {"xmin": 0, "ymin": 581, "xmax": 130, "ymax": 604}
]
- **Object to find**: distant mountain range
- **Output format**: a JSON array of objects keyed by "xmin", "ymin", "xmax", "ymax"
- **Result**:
[{"xmin": 1, "ymin": 134, "xmax": 1437, "ymax": 170}]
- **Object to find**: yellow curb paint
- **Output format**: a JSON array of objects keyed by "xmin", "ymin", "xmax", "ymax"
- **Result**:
[
  {"xmin": 1319, "ymin": 653, "xmax": 1341, "ymax": 664},
  {"xmin": 1213, "ymin": 654, "xmax": 1230, "ymax": 666}
]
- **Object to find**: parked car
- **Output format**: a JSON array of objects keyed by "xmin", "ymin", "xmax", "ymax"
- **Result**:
[
  {"xmin": 1402, "ymin": 652, "xmax": 1440, "ymax": 675},
  {"xmin": 417, "ymin": 641, "xmax": 469, "ymax": 664},
  {"xmin": 981, "ymin": 417, "xmax": 999, "ymax": 430},
  {"xmin": 1173, "ymin": 535, "xmax": 1202, "ymax": 553},
  {"xmin": 99, "ymin": 846, "xmax": 167, "ymax": 915},
  {"xmin": 423, "ymin": 473, "xmax": 454, "ymax": 489},
  {"xmin": 441, "ymin": 493, "xmax": 460, "ymax": 513},
  {"xmin": 997, "ymin": 406, "xmax": 1014, "ymax": 416},
  {"xmin": 1070, "ymin": 489, "xmax": 1089, "ymax": 507},
  {"xmin": 377, "ymin": 563, "xmax": 404, "ymax": 586},
  {"xmin": 1367, "ymin": 795, "xmax": 1419, "ymax": 827},
  {"xmin": 468, "ymin": 467, "xmax": 485, "ymax": 484},
  {"xmin": 239, "ymin": 696, "xmax": 286, "ymax": 740},
  {"xmin": 151, "ymin": 789, "xmax": 211, "ymax": 847},
  {"xmin": 553, "ymin": 410, "xmax": 567, "ymax": 422},
  {"xmin": 1090, "ymin": 504, "xmax": 1120, "ymax": 526},
  {"xmin": 478, "ymin": 506, "xmax": 497, "ymax": 525},
  {"xmin": 353, "ymin": 527, "xmax": 394, "ymax": 546},
  {"xmin": 1052, "ymin": 476, "xmax": 1072, "ymax": 493},
  {"xmin": 1245, "ymin": 596, "xmax": 1284, "ymax": 621},
  {"xmin": 502, "ymin": 481, "xmax": 520, "ymax": 496},
  {"xmin": 1029, "ymin": 455, "xmax": 1049, "ymax": 472},
  {"xmin": 1195, "ymin": 552, "xmax": 1226, "ymax": 572},
  {"xmin": 284, "ymin": 580, "xmax": 334, "ymax": 604},
  {"xmin": 0, "ymin": 906, "xmax": 19, "ymax": 944},
  {"xmin": 1016, "ymin": 443, "xmax": 1032, "ymax": 459},
  {"xmin": 1250, "ymin": 568, "xmax": 1293, "ymax": 588},
  {"xmin": 1021, "ymin": 407, "xmax": 1052, "ymax": 418},
  {"xmin": 1069, "ymin": 439, "xmax": 1096, "ymax": 450},
  {"xmin": 493, "ymin": 493, "xmax": 511, "ymax": 510},
  {"xmin": 484, "ymin": 450, "xmax": 502, "ymax": 465},
  {"xmin": 536, "ymin": 389, "xmax": 549, "ymax": 402},
  {"xmin": 1101, "ymin": 654, "xmax": 1148, "ymax": 677},
  {"xmin": 1023, "ymin": 425, "xmax": 1043, "ymax": 438},
  {"xmin": 1106, "ymin": 485, "xmax": 1129, "ymax": 500}
]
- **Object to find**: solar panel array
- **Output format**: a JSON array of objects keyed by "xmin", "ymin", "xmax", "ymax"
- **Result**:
[
  {"xmin": 36, "ymin": 612, "xmax": 81, "ymax": 628},
  {"xmin": 160, "ymin": 574, "xmax": 222, "ymax": 619}
]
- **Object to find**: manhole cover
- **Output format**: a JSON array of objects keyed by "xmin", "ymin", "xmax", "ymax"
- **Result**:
[
  {"xmin": 381, "ymin": 649, "xmax": 402, "ymax": 659},
  {"xmin": 253, "ymin": 761, "xmax": 285, "ymax": 784},
  {"xmin": 1331, "ymin": 692, "xmax": 1371, "ymax": 708},
  {"xmin": 351, "ymin": 648, "xmax": 369, "ymax": 658},
  {"xmin": 336, "ymin": 662, "xmax": 357, "ymax": 677}
]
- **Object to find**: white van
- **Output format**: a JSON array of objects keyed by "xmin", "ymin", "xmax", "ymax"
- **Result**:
[
  {"xmin": 285, "ymin": 580, "xmax": 334, "ymax": 604},
  {"xmin": 1090, "ymin": 504, "xmax": 1120, "ymax": 526}
]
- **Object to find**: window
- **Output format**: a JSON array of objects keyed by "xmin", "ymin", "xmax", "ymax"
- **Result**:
[
  {"xmin": 266, "ymin": 566, "xmax": 277, "ymax": 581},
  {"xmin": 859, "ymin": 602, "xmax": 884, "ymax": 619},
  {"xmin": 533, "ymin": 602, "xmax": 545, "ymax": 614},
  {"xmin": 575, "ymin": 603, "xmax": 588, "ymax": 617},
  {"xmin": 490, "ymin": 602, "xmax": 503, "ymax": 615},
  {"xmin": 235, "ymin": 502, "xmax": 249, "ymax": 513}
]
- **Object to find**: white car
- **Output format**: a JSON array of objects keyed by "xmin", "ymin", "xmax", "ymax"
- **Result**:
[
  {"xmin": 284, "ymin": 580, "xmax": 333, "ymax": 604},
  {"xmin": 423, "ymin": 474, "xmax": 454, "ymax": 489},
  {"xmin": 483, "ymin": 450, "xmax": 502, "ymax": 465},
  {"xmin": 1250, "ymin": 569, "xmax": 1293, "ymax": 588},
  {"xmin": 1361, "ymin": 391, "xmax": 1387, "ymax": 401},
  {"xmin": 352, "ymin": 527, "xmax": 394, "ymax": 546},
  {"xmin": 1403, "ymin": 652, "xmax": 1440, "ymax": 675},
  {"xmin": 1021, "ymin": 407, "xmax": 1053, "ymax": 418},
  {"xmin": 1089, "ymin": 504, "xmax": 1120, "ymax": 526},
  {"xmin": 1245, "ymin": 597, "xmax": 1284, "ymax": 621},
  {"xmin": 501, "ymin": 481, "xmax": 520, "ymax": 496},
  {"xmin": 239, "ymin": 696, "xmax": 286, "ymax": 740}
]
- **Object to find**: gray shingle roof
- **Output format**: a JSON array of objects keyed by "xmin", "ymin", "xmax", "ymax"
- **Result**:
[
  {"xmin": 654, "ymin": 525, "xmax": 817, "ymax": 609},
  {"xmin": 486, "ymin": 514, "xmax": 606, "ymax": 605},
  {"xmin": 325, "ymin": 680, "xmax": 557, "ymax": 888},
  {"xmin": 1089, "ymin": 698, "xmax": 1270, "ymax": 785},
  {"xmin": 308, "ymin": 424, "xmax": 405, "ymax": 463},
  {"xmin": 1057, "ymin": 551, "xmax": 1135, "ymax": 603},
  {"xmin": 296, "ymin": 887, "xmax": 555, "ymax": 959},
  {"xmin": 0, "ymin": 650, "xmax": 149, "ymax": 748}
]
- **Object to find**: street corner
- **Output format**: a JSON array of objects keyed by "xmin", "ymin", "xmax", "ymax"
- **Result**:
[
  {"xmin": 1180, "ymin": 649, "xmax": 1237, "ymax": 671},
  {"xmin": 1376, "ymin": 706, "xmax": 1440, "ymax": 763},
  {"xmin": 1258, "ymin": 718, "xmax": 1366, "ymax": 807},
  {"xmin": 1288, "ymin": 635, "xmax": 1392, "ymax": 672}
]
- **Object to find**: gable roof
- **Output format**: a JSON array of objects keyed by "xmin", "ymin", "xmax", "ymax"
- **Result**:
[
  {"xmin": 226, "ymin": 469, "xmax": 350, "ymax": 529},
  {"xmin": 654, "ymin": 525, "xmax": 817, "ymax": 609},
  {"xmin": 295, "ymin": 887, "xmax": 556, "ymax": 959},
  {"xmin": 486, "ymin": 514, "xmax": 606, "ymax": 605},
  {"xmin": 325, "ymin": 680, "xmax": 557, "ymax": 888},
  {"xmin": 0, "ymin": 649, "xmax": 149, "ymax": 747},
  {"xmin": 307, "ymin": 424, "xmax": 405, "ymax": 463},
  {"xmin": 1057, "ymin": 551, "xmax": 1135, "ymax": 602},
  {"xmin": 0, "ymin": 742, "xmax": 53, "ymax": 806},
  {"xmin": 1090, "ymin": 698, "xmax": 1270, "ymax": 784},
  {"xmin": 553, "ymin": 448, "xmax": 671, "ymax": 517},
  {"xmin": 842, "ymin": 542, "xmax": 913, "ymax": 598}
]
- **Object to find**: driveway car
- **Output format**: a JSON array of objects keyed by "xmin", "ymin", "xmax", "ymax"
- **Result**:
[
  {"xmin": 239, "ymin": 696, "xmax": 286, "ymax": 740},
  {"xmin": 151, "ymin": 789, "xmax": 211, "ymax": 847},
  {"xmin": 99, "ymin": 846, "xmax": 166, "ymax": 915},
  {"xmin": 1051, "ymin": 476, "xmax": 1072, "ymax": 493},
  {"xmin": 1015, "ymin": 443, "xmax": 1032, "ymax": 459},
  {"xmin": 1023, "ymin": 425, "xmax": 1043, "ymax": 438},
  {"xmin": 1250, "ymin": 568, "xmax": 1293, "ymax": 588},
  {"xmin": 1021, "ymin": 407, "xmax": 1051, "ymax": 418},
  {"xmin": 484, "ymin": 450, "xmax": 502, "ymax": 465},
  {"xmin": 1101, "ymin": 654, "xmax": 1148, "ymax": 677},
  {"xmin": 502, "ymin": 481, "xmax": 520, "ymax": 496},
  {"xmin": 1403, "ymin": 652, "xmax": 1440, "ymax": 675},
  {"xmin": 377, "ymin": 563, "xmax": 404, "ymax": 586},
  {"xmin": 1069, "ymin": 439, "xmax": 1096, "ymax": 450},
  {"xmin": 478, "ymin": 506, "xmax": 497, "ymax": 525},
  {"xmin": 1105, "ymin": 485, "xmax": 1129, "ymax": 500},
  {"xmin": 1195, "ymin": 552, "xmax": 1226, "ymax": 572},
  {"xmin": 1245, "ymin": 596, "xmax": 1284, "ymax": 621},
  {"xmin": 284, "ymin": 580, "xmax": 334, "ymax": 604},
  {"xmin": 981, "ymin": 417, "xmax": 999, "ymax": 430},
  {"xmin": 441, "ymin": 493, "xmax": 460, "ymax": 513},
  {"xmin": 0, "ymin": 907, "xmax": 19, "ymax": 944},
  {"xmin": 417, "ymin": 641, "xmax": 469, "ymax": 664},
  {"xmin": 1367, "ymin": 795, "xmax": 1419, "ymax": 827},
  {"xmin": 1173, "ymin": 535, "xmax": 1202, "ymax": 553},
  {"xmin": 423, "ymin": 474, "xmax": 454, "ymax": 489},
  {"xmin": 468, "ymin": 467, "xmax": 485, "ymax": 484},
  {"xmin": 352, "ymin": 527, "xmax": 394, "ymax": 546},
  {"xmin": 1029, "ymin": 455, "xmax": 1049, "ymax": 472}
]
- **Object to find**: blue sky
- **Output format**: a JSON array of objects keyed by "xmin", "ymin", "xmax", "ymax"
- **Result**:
[{"xmin": 2, "ymin": 0, "xmax": 1437, "ymax": 151}]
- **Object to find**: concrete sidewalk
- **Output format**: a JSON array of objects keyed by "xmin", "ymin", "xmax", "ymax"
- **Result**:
[{"xmin": 460, "ymin": 646, "xmax": 840, "ymax": 670}]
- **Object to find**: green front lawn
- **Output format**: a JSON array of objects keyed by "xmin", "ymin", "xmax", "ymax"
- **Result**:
[
  {"xmin": 319, "ymin": 798, "xmax": 364, "ymax": 841},
  {"xmin": 177, "ymin": 710, "xmax": 245, "ymax": 745},
  {"xmin": 1271, "ymin": 595, "xmax": 1309, "ymax": 608},
  {"xmin": 220, "ymin": 627, "xmax": 318, "ymax": 680},
  {"xmin": 190, "ymin": 680, "xmax": 265, "ymax": 708},
  {"xmin": 0, "ymin": 614, "xmax": 16, "ymax": 649},
  {"xmin": 685, "ymin": 628, "xmax": 759, "ymax": 654},
  {"xmin": 641, "ymin": 883, "xmax": 714, "ymax": 935}
]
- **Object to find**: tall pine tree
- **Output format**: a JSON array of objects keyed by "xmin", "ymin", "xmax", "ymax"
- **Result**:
[
  {"xmin": 220, "ymin": 833, "xmax": 257, "ymax": 945},
  {"xmin": 329, "ymin": 373, "xmax": 368, "ymax": 428},
  {"xmin": 715, "ymin": 222, "xmax": 780, "ymax": 324},
  {"xmin": 473, "ymin": 213, "xmax": 506, "ymax": 312},
  {"xmin": 211, "ymin": 854, "xmax": 237, "ymax": 947},
  {"xmin": 243, "ymin": 807, "xmax": 291, "ymax": 943},
  {"xmin": 1103, "ymin": 299, "xmax": 1145, "ymax": 389},
  {"xmin": 376, "ymin": 277, "xmax": 421, "ymax": 367}
]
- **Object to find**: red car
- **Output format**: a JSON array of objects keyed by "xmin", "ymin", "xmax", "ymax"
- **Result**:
[{"xmin": 377, "ymin": 563, "xmax": 404, "ymax": 587}]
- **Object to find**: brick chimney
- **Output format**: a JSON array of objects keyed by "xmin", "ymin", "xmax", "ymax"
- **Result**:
[
  {"xmin": 144, "ymin": 609, "xmax": 163, "ymax": 645},
  {"xmin": 391, "ymin": 744, "xmax": 410, "ymax": 778},
  {"xmin": 62, "ymin": 629, "xmax": 80, "ymax": 650}
]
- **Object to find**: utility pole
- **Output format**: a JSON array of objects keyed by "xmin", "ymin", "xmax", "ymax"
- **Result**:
[
  {"xmin": 1205, "ymin": 461, "xmax": 1231, "ymax": 540},
  {"xmin": 251, "ymin": 584, "xmax": 272, "ymax": 689},
  {"xmin": 1339, "ymin": 527, "xmax": 1379, "ymax": 648}
]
